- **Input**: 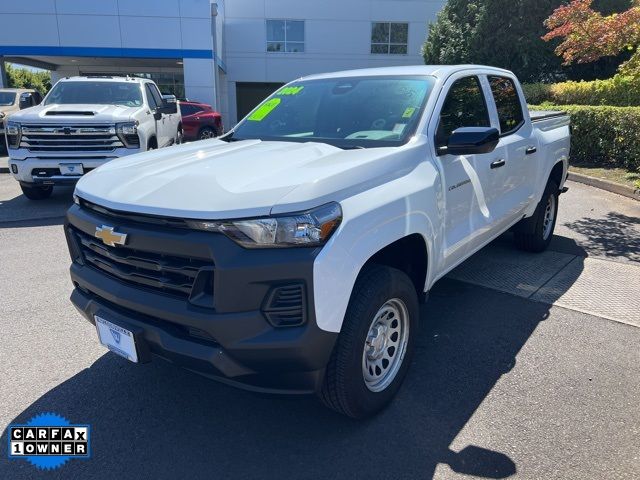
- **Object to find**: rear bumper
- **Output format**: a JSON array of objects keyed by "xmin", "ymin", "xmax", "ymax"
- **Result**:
[{"xmin": 65, "ymin": 205, "xmax": 338, "ymax": 394}]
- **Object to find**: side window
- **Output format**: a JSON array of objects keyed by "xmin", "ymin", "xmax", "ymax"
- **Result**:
[
  {"xmin": 489, "ymin": 76, "xmax": 524, "ymax": 135},
  {"xmin": 180, "ymin": 104, "xmax": 202, "ymax": 116},
  {"xmin": 436, "ymin": 76, "xmax": 490, "ymax": 147},
  {"xmin": 145, "ymin": 84, "xmax": 163, "ymax": 109}
]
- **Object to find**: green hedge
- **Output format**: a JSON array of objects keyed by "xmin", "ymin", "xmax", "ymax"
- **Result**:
[
  {"xmin": 530, "ymin": 105, "xmax": 640, "ymax": 171},
  {"xmin": 523, "ymin": 77, "xmax": 640, "ymax": 107}
]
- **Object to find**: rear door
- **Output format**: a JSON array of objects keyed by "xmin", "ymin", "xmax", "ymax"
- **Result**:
[{"xmin": 485, "ymin": 75, "xmax": 537, "ymax": 218}]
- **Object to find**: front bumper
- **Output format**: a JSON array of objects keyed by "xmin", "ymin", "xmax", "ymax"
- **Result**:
[
  {"xmin": 8, "ymin": 147, "xmax": 142, "ymax": 185},
  {"xmin": 65, "ymin": 204, "xmax": 337, "ymax": 394}
]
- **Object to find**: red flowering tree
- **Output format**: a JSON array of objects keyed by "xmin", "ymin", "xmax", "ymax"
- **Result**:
[{"xmin": 543, "ymin": 0, "xmax": 640, "ymax": 77}]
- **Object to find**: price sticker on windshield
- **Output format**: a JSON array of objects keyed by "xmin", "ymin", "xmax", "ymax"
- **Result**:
[
  {"xmin": 402, "ymin": 107, "xmax": 417, "ymax": 118},
  {"xmin": 248, "ymin": 98, "xmax": 281, "ymax": 121}
]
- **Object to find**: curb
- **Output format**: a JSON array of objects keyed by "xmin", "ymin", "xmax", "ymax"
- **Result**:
[
  {"xmin": 0, "ymin": 167, "xmax": 9, "ymax": 174},
  {"xmin": 568, "ymin": 172, "xmax": 640, "ymax": 201}
]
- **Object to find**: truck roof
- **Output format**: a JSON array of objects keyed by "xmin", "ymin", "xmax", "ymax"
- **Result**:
[
  {"xmin": 300, "ymin": 64, "xmax": 514, "ymax": 81},
  {"xmin": 0, "ymin": 87, "xmax": 37, "ymax": 92},
  {"xmin": 60, "ymin": 76, "xmax": 148, "ymax": 83}
]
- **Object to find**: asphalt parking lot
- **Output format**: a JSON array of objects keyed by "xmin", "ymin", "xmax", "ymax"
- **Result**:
[{"xmin": 0, "ymin": 166, "xmax": 639, "ymax": 479}]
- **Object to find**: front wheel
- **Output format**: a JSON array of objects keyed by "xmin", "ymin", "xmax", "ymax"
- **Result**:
[
  {"xmin": 20, "ymin": 184, "xmax": 53, "ymax": 200},
  {"xmin": 319, "ymin": 265, "xmax": 418, "ymax": 418},
  {"xmin": 514, "ymin": 180, "xmax": 559, "ymax": 253},
  {"xmin": 198, "ymin": 127, "xmax": 216, "ymax": 140}
]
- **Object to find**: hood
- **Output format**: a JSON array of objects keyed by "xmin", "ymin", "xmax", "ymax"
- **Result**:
[
  {"xmin": 75, "ymin": 139, "xmax": 424, "ymax": 220},
  {"xmin": 8, "ymin": 103, "xmax": 141, "ymax": 124}
]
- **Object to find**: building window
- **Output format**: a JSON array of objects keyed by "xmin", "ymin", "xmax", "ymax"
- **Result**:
[
  {"xmin": 371, "ymin": 22, "xmax": 408, "ymax": 54},
  {"xmin": 267, "ymin": 20, "xmax": 305, "ymax": 53}
]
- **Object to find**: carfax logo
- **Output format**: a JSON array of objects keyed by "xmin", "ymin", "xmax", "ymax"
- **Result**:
[{"xmin": 7, "ymin": 413, "xmax": 91, "ymax": 470}]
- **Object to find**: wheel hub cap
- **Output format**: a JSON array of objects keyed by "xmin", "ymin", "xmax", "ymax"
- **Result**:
[{"xmin": 362, "ymin": 298, "xmax": 410, "ymax": 392}]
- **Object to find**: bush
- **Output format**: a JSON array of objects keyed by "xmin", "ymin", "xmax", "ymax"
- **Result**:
[
  {"xmin": 530, "ymin": 105, "xmax": 640, "ymax": 171},
  {"xmin": 523, "ymin": 76, "xmax": 640, "ymax": 106}
]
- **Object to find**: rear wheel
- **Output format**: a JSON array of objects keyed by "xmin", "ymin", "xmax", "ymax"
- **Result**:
[
  {"xmin": 514, "ymin": 180, "xmax": 559, "ymax": 252},
  {"xmin": 198, "ymin": 127, "xmax": 216, "ymax": 140},
  {"xmin": 21, "ymin": 184, "xmax": 53, "ymax": 200},
  {"xmin": 319, "ymin": 265, "xmax": 418, "ymax": 418}
]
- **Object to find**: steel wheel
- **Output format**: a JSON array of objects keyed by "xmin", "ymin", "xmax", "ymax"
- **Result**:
[
  {"xmin": 362, "ymin": 298, "xmax": 410, "ymax": 393},
  {"xmin": 542, "ymin": 193, "xmax": 556, "ymax": 240}
]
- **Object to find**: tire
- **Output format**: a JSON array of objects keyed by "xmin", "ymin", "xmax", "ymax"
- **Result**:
[
  {"xmin": 319, "ymin": 265, "xmax": 419, "ymax": 418},
  {"xmin": 147, "ymin": 138, "xmax": 157, "ymax": 151},
  {"xmin": 198, "ymin": 127, "xmax": 216, "ymax": 140},
  {"xmin": 20, "ymin": 184, "xmax": 53, "ymax": 200},
  {"xmin": 514, "ymin": 180, "xmax": 559, "ymax": 253},
  {"xmin": 176, "ymin": 127, "xmax": 183, "ymax": 145}
]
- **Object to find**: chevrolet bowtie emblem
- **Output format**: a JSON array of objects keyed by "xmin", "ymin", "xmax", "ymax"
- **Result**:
[{"xmin": 95, "ymin": 225, "xmax": 127, "ymax": 247}]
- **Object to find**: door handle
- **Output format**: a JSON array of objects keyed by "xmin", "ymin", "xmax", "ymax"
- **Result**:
[
  {"xmin": 490, "ymin": 159, "xmax": 506, "ymax": 169},
  {"xmin": 525, "ymin": 146, "xmax": 537, "ymax": 155}
]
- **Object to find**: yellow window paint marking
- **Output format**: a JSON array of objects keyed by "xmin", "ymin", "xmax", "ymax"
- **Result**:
[
  {"xmin": 278, "ymin": 86, "xmax": 304, "ymax": 96},
  {"xmin": 248, "ymin": 98, "xmax": 281, "ymax": 121},
  {"xmin": 402, "ymin": 107, "xmax": 416, "ymax": 118}
]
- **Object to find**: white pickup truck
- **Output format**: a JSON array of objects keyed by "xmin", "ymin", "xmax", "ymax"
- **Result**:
[
  {"xmin": 6, "ymin": 76, "xmax": 181, "ymax": 200},
  {"xmin": 65, "ymin": 65, "xmax": 570, "ymax": 418}
]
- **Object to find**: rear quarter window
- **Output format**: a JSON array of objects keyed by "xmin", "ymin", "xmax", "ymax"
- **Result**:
[{"xmin": 489, "ymin": 76, "xmax": 524, "ymax": 135}]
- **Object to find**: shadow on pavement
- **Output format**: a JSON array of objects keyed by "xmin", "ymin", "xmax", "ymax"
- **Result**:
[
  {"xmin": 563, "ymin": 212, "xmax": 640, "ymax": 263},
  {"xmin": 1, "ymin": 259, "xmax": 587, "ymax": 479},
  {"xmin": 0, "ymin": 185, "xmax": 73, "ymax": 228}
]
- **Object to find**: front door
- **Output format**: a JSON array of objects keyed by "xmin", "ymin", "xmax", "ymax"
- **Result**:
[
  {"xmin": 433, "ymin": 75, "xmax": 506, "ymax": 271},
  {"xmin": 145, "ymin": 83, "xmax": 170, "ymax": 147}
]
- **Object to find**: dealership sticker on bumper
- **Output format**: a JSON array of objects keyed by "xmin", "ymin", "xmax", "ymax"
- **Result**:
[{"xmin": 95, "ymin": 316, "xmax": 138, "ymax": 362}]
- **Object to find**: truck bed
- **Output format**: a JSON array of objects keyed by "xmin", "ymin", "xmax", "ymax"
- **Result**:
[{"xmin": 529, "ymin": 109, "xmax": 570, "ymax": 132}]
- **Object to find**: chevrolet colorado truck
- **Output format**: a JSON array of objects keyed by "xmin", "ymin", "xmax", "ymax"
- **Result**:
[
  {"xmin": 6, "ymin": 76, "xmax": 181, "ymax": 200},
  {"xmin": 65, "ymin": 65, "xmax": 570, "ymax": 418}
]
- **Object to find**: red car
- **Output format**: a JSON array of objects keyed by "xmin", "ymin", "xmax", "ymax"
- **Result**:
[{"xmin": 179, "ymin": 101, "xmax": 223, "ymax": 141}]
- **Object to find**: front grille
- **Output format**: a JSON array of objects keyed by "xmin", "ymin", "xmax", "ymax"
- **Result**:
[
  {"xmin": 72, "ymin": 227, "xmax": 210, "ymax": 299},
  {"xmin": 20, "ymin": 124, "xmax": 124, "ymax": 153}
]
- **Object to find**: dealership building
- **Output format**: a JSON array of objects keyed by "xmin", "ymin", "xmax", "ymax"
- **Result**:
[{"xmin": 0, "ymin": 0, "xmax": 445, "ymax": 126}]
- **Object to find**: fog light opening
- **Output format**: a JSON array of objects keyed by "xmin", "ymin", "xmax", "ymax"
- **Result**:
[{"xmin": 10, "ymin": 164, "xmax": 18, "ymax": 174}]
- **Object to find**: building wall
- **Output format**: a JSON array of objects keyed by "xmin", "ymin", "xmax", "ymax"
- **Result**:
[
  {"xmin": 0, "ymin": 0, "xmax": 220, "ymax": 107},
  {"xmin": 223, "ymin": 0, "xmax": 445, "ymax": 124}
]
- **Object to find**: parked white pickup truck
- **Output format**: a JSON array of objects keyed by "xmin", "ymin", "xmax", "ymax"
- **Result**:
[
  {"xmin": 65, "ymin": 65, "xmax": 570, "ymax": 418},
  {"xmin": 6, "ymin": 76, "xmax": 181, "ymax": 200}
]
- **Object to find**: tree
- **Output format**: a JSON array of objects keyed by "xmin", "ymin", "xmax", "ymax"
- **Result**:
[
  {"xmin": 5, "ymin": 63, "xmax": 51, "ymax": 93},
  {"xmin": 543, "ymin": 0, "xmax": 640, "ymax": 78},
  {"xmin": 422, "ymin": 0, "xmax": 633, "ymax": 82}
]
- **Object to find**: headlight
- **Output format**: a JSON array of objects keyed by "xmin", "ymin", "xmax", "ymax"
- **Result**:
[
  {"xmin": 6, "ymin": 121, "xmax": 21, "ymax": 148},
  {"xmin": 116, "ymin": 121, "xmax": 140, "ymax": 148},
  {"xmin": 186, "ymin": 202, "xmax": 342, "ymax": 248}
]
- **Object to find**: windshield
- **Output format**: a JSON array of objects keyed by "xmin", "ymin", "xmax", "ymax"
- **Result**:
[
  {"xmin": 0, "ymin": 92, "xmax": 16, "ymax": 106},
  {"xmin": 230, "ymin": 76, "xmax": 436, "ymax": 149},
  {"xmin": 44, "ymin": 81, "xmax": 143, "ymax": 107}
]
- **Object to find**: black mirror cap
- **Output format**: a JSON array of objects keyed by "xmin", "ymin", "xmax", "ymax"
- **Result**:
[{"xmin": 444, "ymin": 127, "xmax": 500, "ymax": 156}]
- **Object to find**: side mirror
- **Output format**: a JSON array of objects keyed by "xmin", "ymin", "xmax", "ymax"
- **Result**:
[
  {"xmin": 162, "ymin": 94, "xmax": 177, "ymax": 104},
  {"xmin": 19, "ymin": 93, "xmax": 33, "ymax": 110},
  {"xmin": 159, "ymin": 95, "xmax": 178, "ymax": 115},
  {"xmin": 443, "ymin": 127, "xmax": 500, "ymax": 156}
]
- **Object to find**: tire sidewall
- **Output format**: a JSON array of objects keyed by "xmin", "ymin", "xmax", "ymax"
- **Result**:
[
  {"xmin": 339, "ymin": 267, "xmax": 418, "ymax": 417},
  {"xmin": 535, "ymin": 181, "xmax": 559, "ymax": 247}
]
